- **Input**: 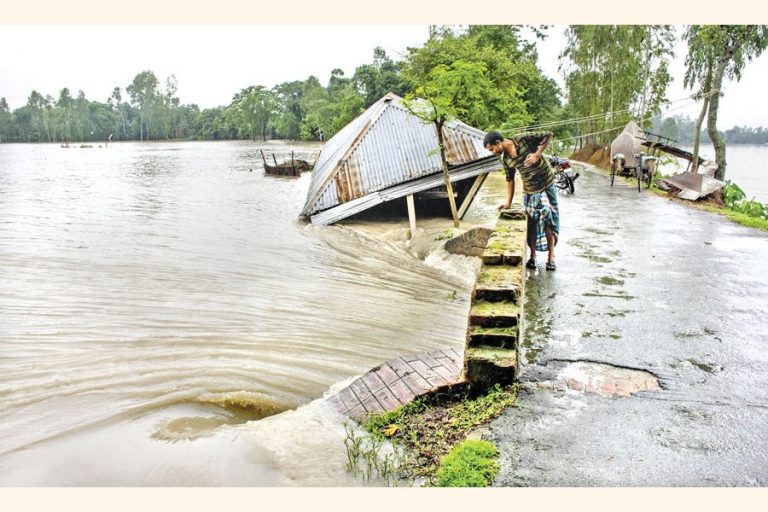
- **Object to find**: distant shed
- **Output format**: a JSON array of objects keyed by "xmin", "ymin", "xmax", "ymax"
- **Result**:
[{"xmin": 300, "ymin": 93, "xmax": 501, "ymax": 225}]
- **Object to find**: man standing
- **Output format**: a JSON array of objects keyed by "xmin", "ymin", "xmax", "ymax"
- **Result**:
[{"xmin": 483, "ymin": 130, "xmax": 559, "ymax": 271}]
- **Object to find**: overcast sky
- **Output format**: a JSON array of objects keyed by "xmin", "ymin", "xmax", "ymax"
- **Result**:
[{"xmin": 2, "ymin": 25, "xmax": 767, "ymax": 129}]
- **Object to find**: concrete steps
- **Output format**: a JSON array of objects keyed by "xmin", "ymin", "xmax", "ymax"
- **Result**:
[{"xmin": 463, "ymin": 207, "xmax": 527, "ymax": 392}]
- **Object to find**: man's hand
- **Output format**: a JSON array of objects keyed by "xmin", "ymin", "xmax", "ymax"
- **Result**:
[
  {"xmin": 498, "ymin": 202, "xmax": 511, "ymax": 211},
  {"xmin": 524, "ymin": 153, "xmax": 541, "ymax": 167}
]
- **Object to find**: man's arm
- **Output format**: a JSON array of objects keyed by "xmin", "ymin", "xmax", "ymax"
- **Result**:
[
  {"xmin": 502, "ymin": 179, "xmax": 515, "ymax": 209},
  {"xmin": 524, "ymin": 131, "xmax": 553, "ymax": 167}
]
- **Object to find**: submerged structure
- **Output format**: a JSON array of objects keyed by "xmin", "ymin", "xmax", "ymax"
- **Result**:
[{"xmin": 300, "ymin": 93, "xmax": 501, "ymax": 225}]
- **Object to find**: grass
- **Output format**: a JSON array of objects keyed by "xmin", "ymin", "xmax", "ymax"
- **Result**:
[
  {"xmin": 699, "ymin": 204, "xmax": 768, "ymax": 231},
  {"xmin": 436, "ymin": 439, "xmax": 500, "ymax": 487},
  {"xmin": 359, "ymin": 383, "xmax": 518, "ymax": 486}
]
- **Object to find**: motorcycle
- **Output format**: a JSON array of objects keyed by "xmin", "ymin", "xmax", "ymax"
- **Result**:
[{"xmin": 550, "ymin": 156, "xmax": 579, "ymax": 194}]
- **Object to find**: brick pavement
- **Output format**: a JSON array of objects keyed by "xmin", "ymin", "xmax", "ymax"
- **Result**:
[{"xmin": 326, "ymin": 348, "xmax": 464, "ymax": 419}]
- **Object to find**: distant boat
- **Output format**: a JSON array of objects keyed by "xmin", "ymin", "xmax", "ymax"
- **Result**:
[{"xmin": 260, "ymin": 149, "xmax": 315, "ymax": 177}]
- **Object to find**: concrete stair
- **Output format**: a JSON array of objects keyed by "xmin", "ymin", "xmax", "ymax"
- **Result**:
[{"xmin": 463, "ymin": 213, "xmax": 526, "ymax": 392}]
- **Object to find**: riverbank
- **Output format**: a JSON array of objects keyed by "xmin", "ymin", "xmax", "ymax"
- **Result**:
[{"xmin": 330, "ymin": 171, "xmax": 528, "ymax": 486}]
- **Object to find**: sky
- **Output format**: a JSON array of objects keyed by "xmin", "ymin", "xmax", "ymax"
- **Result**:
[{"xmin": 2, "ymin": 25, "xmax": 768, "ymax": 129}]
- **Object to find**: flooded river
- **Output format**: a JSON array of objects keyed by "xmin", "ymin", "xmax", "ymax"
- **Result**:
[{"xmin": 0, "ymin": 141, "xmax": 500, "ymax": 485}]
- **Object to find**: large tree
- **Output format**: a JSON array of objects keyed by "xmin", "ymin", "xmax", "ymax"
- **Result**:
[
  {"xmin": 126, "ymin": 70, "xmax": 159, "ymax": 141},
  {"xmin": 404, "ymin": 60, "xmax": 492, "ymax": 227},
  {"xmin": 352, "ymin": 47, "xmax": 411, "ymax": 107},
  {"xmin": 684, "ymin": 25, "xmax": 768, "ymax": 180},
  {"xmin": 402, "ymin": 26, "xmax": 534, "ymax": 131},
  {"xmin": 228, "ymin": 85, "xmax": 277, "ymax": 141},
  {"xmin": 560, "ymin": 25, "xmax": 674, "ymax": 145}
]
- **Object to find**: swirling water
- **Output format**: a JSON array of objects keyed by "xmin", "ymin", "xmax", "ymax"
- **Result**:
[{"xmin": 0, "ymin": 141, "xmax": 494, "ymax": 485}]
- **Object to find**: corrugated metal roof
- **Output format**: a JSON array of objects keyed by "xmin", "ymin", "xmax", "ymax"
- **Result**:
[
  {"xmin": 301, "ymin": 92, "xmax": 492, "ymax": 217},
  {"xmin": 659, "ymin": 172, "xmax": 725, "ymax": 201},
  {"xmin": 310, "ymin": 155, "xmax": 501, "ymax": 226}
]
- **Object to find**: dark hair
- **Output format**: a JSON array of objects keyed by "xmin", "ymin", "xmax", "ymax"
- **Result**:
[{"xmin": 483, "ymin": 131, "xmax": 504, "ymax": 147}]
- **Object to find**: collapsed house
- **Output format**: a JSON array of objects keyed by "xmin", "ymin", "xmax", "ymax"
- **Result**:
[
  {"xmin": 300, "ymin": 93, "xmax": 501, "ymax": 225},
  {"xmin": 610, "ymin": 121, "xmax": 724, "ymax": 201}
]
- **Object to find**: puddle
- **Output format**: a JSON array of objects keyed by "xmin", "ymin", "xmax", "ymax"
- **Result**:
[{"xmin": 532, "ymin": 361, "xmax": 661, "ymax": 398}]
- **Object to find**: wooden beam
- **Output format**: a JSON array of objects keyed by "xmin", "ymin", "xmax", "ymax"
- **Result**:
[
  {"xmin": 458, "ymin": 173, "xmax": 488, "ymax": 219},
  {"xmin": 407, "ymin": 194, "xmax": 417, "ymax": 238}
]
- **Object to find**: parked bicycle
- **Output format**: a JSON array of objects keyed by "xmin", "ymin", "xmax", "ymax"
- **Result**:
[{"xmin": 550, "ymin": 156, "xmax": 580, "ymax": 194}]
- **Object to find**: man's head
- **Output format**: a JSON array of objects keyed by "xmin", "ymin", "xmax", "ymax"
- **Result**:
[{"xmin": 483, "ymin": 131, "xmax": 505, "ymax": 155}]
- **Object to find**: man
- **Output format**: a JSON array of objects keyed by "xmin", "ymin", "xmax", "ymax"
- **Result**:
[{"xmin": 483, "ymin": 130, "xmax": 560, "ymax": 271}]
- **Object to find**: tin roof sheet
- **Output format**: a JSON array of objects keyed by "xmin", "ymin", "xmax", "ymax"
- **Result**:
[
  {"xmin": 660, "ymin": 172, "xmax": 725, "ymax": 201},
  {"xmin": 301, "ymin": 93, "xmax": 492, "ymax": 217}
]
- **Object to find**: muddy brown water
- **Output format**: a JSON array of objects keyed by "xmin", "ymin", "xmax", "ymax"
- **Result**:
[{"xmin": 0, "ymin": 141, "xmax": 503, "ymax": 485}]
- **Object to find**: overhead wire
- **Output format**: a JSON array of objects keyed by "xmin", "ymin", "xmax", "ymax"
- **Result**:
[{"xmin": 502, "ymin": 89, "xmax": 719, "ymax": 136}]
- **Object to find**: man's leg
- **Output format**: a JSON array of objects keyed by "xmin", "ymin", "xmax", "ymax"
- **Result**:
[
  {"xmin": 527, "ymin": 215, "xmax": 537, "ymax": 267},
  {"xmin": 545, "ymin": 226, "xmax": 555, "ymax": 263}
]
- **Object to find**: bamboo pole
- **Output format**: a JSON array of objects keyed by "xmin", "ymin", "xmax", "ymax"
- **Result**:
[
  {"xmin": 458, "ymin": 174, "xmax": 488, "ymax": 219},
  {"xmin": 407, "ymin": 194, "xmax": 417, "ymax": 239}
]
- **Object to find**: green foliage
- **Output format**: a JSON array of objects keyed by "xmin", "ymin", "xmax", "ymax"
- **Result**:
[
  {"xmin": 723, "ymin": 180, "xmax": 768, "ymax": 220},
  {"xmin": 560, "ymin": 25, "xmax": 674, "ymax": 142},
  {"xmin": 228, "ymin": 85, "xmax": 277, "ymax": 141},
  {"xmin": 361, "ymin": 384, "xmax": 517, "ymax": 485},
  {"xmin": 402, "ymin": 26, "xmax": 543, "ymax": 131},
  {"xmin": 353, "ymin": 47, "xmax": 411, "ymax": 107},
  {"xmin": 2, "ymin": 27, "xmax": 564, "ymax": 144},
  {"xmin": 436, "ymin": 439, "xmax": 500, "ymax": 487},
  {"xmin": 343, "ymin": 421, "xmax": 409, "ymax": 486},
  {"xmin": 684, "ymin": 25, "xmax": 768, "ymax": 179}
]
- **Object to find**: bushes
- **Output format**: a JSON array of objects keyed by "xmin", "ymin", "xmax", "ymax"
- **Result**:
[{"xmin": 723, "ymin": 180, "xmax": 768, "ymax": 220}]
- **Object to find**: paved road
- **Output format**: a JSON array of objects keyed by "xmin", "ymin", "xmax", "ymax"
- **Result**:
[{"xmin": 489, "ymin": 165, "xmax": 768, "ymax": 486}]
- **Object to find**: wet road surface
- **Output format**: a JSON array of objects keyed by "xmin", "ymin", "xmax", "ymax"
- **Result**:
[{"xmin": 489, "ymin": 165, "xmax": 768, "ymax": 486}]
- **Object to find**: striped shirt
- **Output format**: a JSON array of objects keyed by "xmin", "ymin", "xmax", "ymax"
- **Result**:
[{"xmin": 501, "ymin": 131, "xmax": 555, "ymax": 194}]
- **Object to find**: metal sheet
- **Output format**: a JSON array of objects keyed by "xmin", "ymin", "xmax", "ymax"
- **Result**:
[
  {"xmin": 660, "ymin": 172, "xmax": 725, "ymax": 201},
  {"xmin": 310, "ymin": 156, "xmax": 500, "ymax": 226},
  {"xmin": 301, "ymin": 93, "xmax": 493, "ymax": 217}
]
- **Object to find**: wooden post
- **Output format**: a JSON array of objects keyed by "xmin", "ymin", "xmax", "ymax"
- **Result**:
[
  {"xmin": 407, "ymin": 194, "xmax": 417, "ymax": 239},
  {"xmin": 272, "ymin": 154, "xmax": 279, "ymax": 167},
  {"xmin": 435, "ymin": 121, "xmax": 459, "ymax": 228},
  {"xmin": 458, "ymin": 174, "xmax": 488, "ymax": 219},
  {"xmin": 259, "ymin": 149, "xmax": 268, "ymax": 168}
]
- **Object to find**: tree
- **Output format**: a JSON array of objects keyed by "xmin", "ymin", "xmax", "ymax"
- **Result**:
[
  {"xmin": 560, "ymin": 25, "xmax": 674, "ymax": 145},
  {"xmin": 228, "ymin": 85, "xmax": 277, "ymax": 141},
  {"xmin": 126, "ymin": 70, "xmax": 159, "ymax": 141},
  {"xmin": 402, "ymin": 26, "xmax": 533, "ymax": 131},
  {"xmin": 404, "ymin": 60, "xmax": 492, "ymax": 227},
  {"xmin": 352, "ymin": 47, "xmax": 411, "ymax": 107},
  {"xmin": 0, "ymin": 97, "xmax": 11, "ymax": 142},
  {"xmin": 684, "ymin": 25, "xmax": 768, "ymax": 180},
  {"xmin": 108, "ymin": 87, "xmax": 128, "ymax": 139},
  {"xmin": 271, "ymin": 80, "xmax": 307, "ymax": 139}
]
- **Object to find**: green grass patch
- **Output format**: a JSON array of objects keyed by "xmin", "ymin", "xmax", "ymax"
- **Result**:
[
  {"xmin": 437, "ymin": 439, "xmax": 500, "ymax": 487},
  {"xmin": 699, "ymin": 205, "xmax": 768, "ymax": 231},
  {"xmin": 360, "ymin": 384, "xmax": 518, "ymax": 486}
]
